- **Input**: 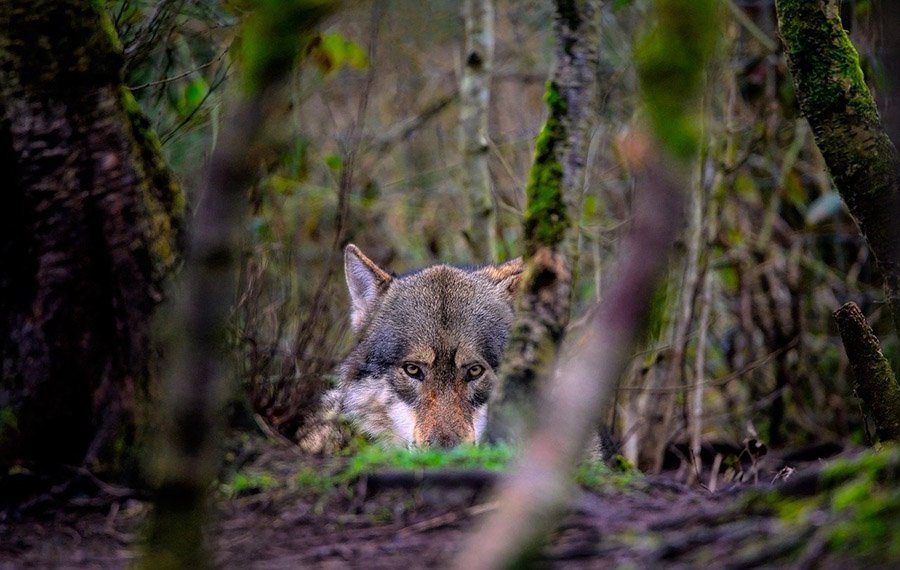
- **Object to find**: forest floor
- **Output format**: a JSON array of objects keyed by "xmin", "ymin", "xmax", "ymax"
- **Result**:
[{"xmin": 1, "ymin": 434, "xmax": 894, "ymax": 569}]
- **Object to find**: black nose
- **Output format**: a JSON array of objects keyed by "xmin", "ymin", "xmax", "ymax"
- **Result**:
[{"xmin": 427, "ymin": 433, "xmax": 459, "ymax": 449}]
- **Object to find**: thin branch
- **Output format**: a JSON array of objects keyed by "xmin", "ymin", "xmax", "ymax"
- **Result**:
[{"xmin": 128, "ymin": 46, "xmax": 229, "ymax": 91}]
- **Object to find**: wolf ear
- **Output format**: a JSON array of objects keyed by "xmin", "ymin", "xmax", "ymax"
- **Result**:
[
  {"xmin": 478, "ymin": 257, "xmax": 524, "ymax": 296},
  {"xmin": 345, "ymin": 244, "xmax": 392, "ymax": 332}
]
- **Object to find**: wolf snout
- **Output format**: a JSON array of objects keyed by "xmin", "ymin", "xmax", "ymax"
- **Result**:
[{"xmin": 425, "ymin": 432, "xmax": 461, "ymax": 449}]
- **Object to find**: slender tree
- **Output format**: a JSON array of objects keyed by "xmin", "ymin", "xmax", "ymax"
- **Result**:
[
  {"xmin": 460, "ymin": 0, "xmax": 497, "ymax": 262},
  {"xmin": 0, "ymin": 0, "xmax": 182, "ymax": 469},
  {"xmin": 458, "ymin": 1, "xmax": 719, "ymax": 566},
  {"xmin": 486, "ymin": 0, "xmax": 601, "ymax": 443}
]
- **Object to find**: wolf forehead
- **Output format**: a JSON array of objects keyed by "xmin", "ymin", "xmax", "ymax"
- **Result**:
[{"xmin": 359, "ymin": 265, "xmax": 515, "ymax": 371}]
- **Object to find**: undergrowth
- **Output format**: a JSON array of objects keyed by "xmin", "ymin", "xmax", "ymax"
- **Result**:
[{"xmin": 221, "ymin": 438, "xmax": 643, "ymax": 501}]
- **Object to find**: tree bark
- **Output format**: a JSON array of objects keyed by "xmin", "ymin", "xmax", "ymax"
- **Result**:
[
  {"xmin": 832, "ymin": 302, "xmax": 900, "ymax": 442},
  {"xmin": 0, "ymin": 0, "xmax": 182, "ymax": 469},
  {"xmin": 775, "ymin": 0, "xmax": 900, "ymax": 338},
  {"xmin": 140, "ymin": 1, "xmax": 337, "ymax": 566},
  {"xmin": 460, "ymin": 0, "xmax": 496, "ymax": 263},
  {"xmin": 486, "ymin": 0, "xmax": 601, "ymax": 444}
]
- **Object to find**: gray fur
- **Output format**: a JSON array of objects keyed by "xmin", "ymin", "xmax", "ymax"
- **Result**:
[{"xmin": 302, "ymin": 245, "xmax": 522, "ymax": 450}]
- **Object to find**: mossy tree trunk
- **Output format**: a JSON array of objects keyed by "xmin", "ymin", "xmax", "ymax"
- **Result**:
[
  {"xmin": 833, "ymin": 302, "xmax": 900, "ymax": 442},
  {"xmin": 0, "ymin": 0, "xmax": 182, "ymax": 470},
  {"xmin": 486, "ymin": 0, "xmax": 601, "ymax": 443},
  {"xmin": 458, "ymin": 1, "xmax": 718, "ymax": 566},
  {"xmin": 775, "ymin": 0, "xmax": 900, "ymax": 338}
]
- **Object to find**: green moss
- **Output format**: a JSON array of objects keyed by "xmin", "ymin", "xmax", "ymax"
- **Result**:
[
  {"xmin": 120, "ymin": 86, "xmax": 185, "ymax": 276},
  {"xmin": 341, "ymin": 443, "xmax": 515, "ymax": 481},
  {"xmin": 575, "ymin": 458, "xmax": 644, "ymax": 493},
  {"xmin": 776, "ymin": 0, "xmax": 900, "ymax": 340},
  {"xmin": 822, "ymin": 448, "xmax": 892, "ymax": 484},
  {"xmin": 522, "ymin": 80, "xmax": 570, "ymax": 255},
  {"xmin": 778, "ymin": 449, "xmax": 900, "ymax": 562},
  {"xmin": 295, "ymin": 466, "xmax": 334, "ymax": 493},
  {"xmin": 776, "ymin": 0, "xmax": 880, "ymax": 128},
  {"xmin": 0, "ymin": 1, "xmax": 123, "ymax": 98},
  {"xmin": 826, "ymin": 483, "xmax": 900, "ymax": 560}
]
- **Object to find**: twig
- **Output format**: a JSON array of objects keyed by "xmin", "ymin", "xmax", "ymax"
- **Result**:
[
  {"xmin": 726, "ymin": 0, "xmax": 778, "ymax": 52},
  {"xmin": 371, "ymin": 90, "xmax": 459, "ymax": 156},
  {"xmin": 398, "ymin": 502, "xmax": 497, "ymax": 536},
  {"xmin": 128, "ymin": 47, "xmax": 229, "ymax": 91},
  {"xmin": 160, "ymin": 61, "xmax": 231, "ymax": 144}
]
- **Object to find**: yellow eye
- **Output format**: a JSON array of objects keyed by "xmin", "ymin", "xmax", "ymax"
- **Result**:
[
  {"xmin": 467, "ymin": 365, "xmax": 485, "ymax": 380},
  {"xmin": 402, "ymin": 363, "xmax": 422, "ymax": 378}
]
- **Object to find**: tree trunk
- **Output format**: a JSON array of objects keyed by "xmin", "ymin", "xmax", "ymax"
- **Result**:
[
  {"xmin": 486, "ymin": 0, "xmax": 601, "ymax": 444},
  {"xmin": 775, "ymin": 0, "xmax": 900, "ymax": 338},
  {"xmin": 0, "ymin": 0, "xmax": 182, "ymax": 469},
  {"xmin": 832, "ymin": 302, "xmax": 900, "ymax": 442},
  {"xmin": 459, "ymin": 0, "xmax": 718, "ymax": 564},
  {"xmin": 460, "ymin": 0, "xmax": 496, "ymax": 263}
]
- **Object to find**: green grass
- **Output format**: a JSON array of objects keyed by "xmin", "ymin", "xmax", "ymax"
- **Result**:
[
  {"xmin": 288, "ymin": 440, "xmax": 643, "ymax": 496},
  {"xmin": 341, "ymin": 442, "xmax": 515, "ymax": 479},
  {"xmin": 221, "ymin": 469, "xmax": 278, "ymax": 497}
]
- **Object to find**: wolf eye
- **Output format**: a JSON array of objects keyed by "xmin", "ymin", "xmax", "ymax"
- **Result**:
[
  {"xmin": 402, "ymin": 363, "xmax": 422, "ymax": 378},
  {"xmin": 466, "ymin": 365, "xmax": 485, "ymax": 380}
]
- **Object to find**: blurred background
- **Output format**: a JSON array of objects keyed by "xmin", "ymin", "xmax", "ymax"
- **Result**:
[{"xmin": 118, "ymin": 0, "xmax": 892, "ymax": 471}]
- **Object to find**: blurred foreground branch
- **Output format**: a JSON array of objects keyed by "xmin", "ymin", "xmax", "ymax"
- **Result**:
[
  {"xmin": 458, "ymin": 0, "xmax": 718, "ymax": 566},
  {"xmin": 140, "ymin": 1, "xmax": 337, "ymax": 567},
  {"xmin": 455, "ymin": 133, "xmax": 686, "ymax": 569}
]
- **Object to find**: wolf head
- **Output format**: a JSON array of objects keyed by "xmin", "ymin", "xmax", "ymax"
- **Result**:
[{"xmin": 338, "ymin": 244, "xmax": 522, "ymax": 448}]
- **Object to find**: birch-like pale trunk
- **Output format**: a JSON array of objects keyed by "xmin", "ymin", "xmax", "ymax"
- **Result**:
[{"xmin": 460, "ymin": 0, "xmax": 496, "ymax": 262}]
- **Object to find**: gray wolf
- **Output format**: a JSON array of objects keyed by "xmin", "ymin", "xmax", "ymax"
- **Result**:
[{"xmin": 300, "ymin": 244, "xmax": 522, "ymax": 451}]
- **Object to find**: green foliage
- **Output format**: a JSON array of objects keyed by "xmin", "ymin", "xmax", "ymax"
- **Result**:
[
  {"xmin": 307, "ymin": 32, "xmax": 369, "ymax": 75},
  {"xmin": 635, "ymin": 0, "xmax": 720, "ymax": 160},
  {"xmin": 575, "ymin": 457, "xmax": 643, "ymax": 492},
  {"xmin": 238, "ymin": 0, "xmax": 338, "ymax": 94},
  {"xmin": 177, "ymin": 78, "xmax": 209, "ymax": 118},
  {"xmin": 221, "ymin": 469, "xmax": 279, "ymax": 497},
  {"xmin": 523, "ymin": 80, "xmax": 570, "ymax": 255}
]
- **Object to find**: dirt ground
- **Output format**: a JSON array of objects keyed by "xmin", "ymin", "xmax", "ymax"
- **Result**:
[{"xmin": 0, "ymin": 438, "xmax": 881, "ymax": 569}]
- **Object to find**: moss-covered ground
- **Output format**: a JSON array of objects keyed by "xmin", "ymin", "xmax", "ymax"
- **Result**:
[{"xmin": 2, "ymin": 435, "xmax": 897, "ymax": 568}]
